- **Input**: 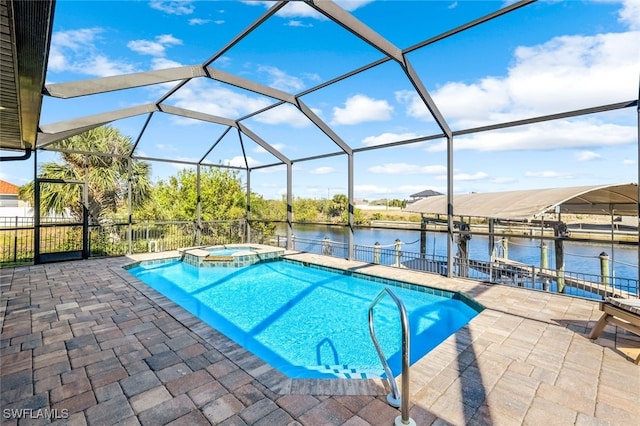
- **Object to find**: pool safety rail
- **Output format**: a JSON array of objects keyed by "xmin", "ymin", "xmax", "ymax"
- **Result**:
[{"xmin": 368, "ymin": 288, "xmax": 416, "ymax": 426}]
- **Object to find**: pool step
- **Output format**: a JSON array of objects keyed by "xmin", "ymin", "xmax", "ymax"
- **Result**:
[{"xmin": 306, "ymin": 364, "xmax": 384, "ymax": 379}]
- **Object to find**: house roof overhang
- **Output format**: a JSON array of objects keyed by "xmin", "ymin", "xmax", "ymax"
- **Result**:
[{"xmin": 0, "ymin": 0, "xmax": 54, "ymax": 152}]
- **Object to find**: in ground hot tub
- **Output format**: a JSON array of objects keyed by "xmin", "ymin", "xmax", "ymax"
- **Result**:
[{"xmin": 180, "ymin": 244, "xmax": 284, "ymax": 267}]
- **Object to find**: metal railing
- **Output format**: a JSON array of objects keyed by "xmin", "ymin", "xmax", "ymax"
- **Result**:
[
  {"xmin": 2, "ymin": 218, "xmax": 638, "ymax": 301},
  {"xmin": 288, "ymin": 235, "xmax": 639, "ymax": 301},
  {"xmin": 0, "ymin": 217, "xmax": 35, "ymax": 265},
  {"xmin": 368, "ymin": 288, "xmax": 415, "ymax": 426},
  {"xmin": 0, "ymin": 218, "xmax": 246, "ymax": 266}
]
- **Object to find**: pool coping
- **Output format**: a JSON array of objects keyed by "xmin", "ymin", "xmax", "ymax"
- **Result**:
[{"xmin": 117, "ymin": 249, "xmax": 493, "ymax": 398}]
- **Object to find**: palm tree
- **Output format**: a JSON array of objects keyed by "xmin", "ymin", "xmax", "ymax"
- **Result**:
[{"xmin": 20, "ymin": 126, "xmax": 152, "ymax": 222}]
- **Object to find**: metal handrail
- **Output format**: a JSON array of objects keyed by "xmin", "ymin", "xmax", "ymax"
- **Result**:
[{"xmin": 368, "ymin": 288, "xmax": 415, "ymax": 426}]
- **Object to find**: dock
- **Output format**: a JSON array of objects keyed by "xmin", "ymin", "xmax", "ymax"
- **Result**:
[{"xmin": 473, "ymin": 257, "xmax": 638, "ymax": 299}]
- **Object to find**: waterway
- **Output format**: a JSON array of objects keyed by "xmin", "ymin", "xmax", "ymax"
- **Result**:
[{"xmin": 277, "ymin": 223, "xmax": 639, "ymax": 282}]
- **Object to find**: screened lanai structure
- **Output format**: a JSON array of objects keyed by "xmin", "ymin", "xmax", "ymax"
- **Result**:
[{"xmin": 1, "ymin": 0, "xmax": 638, "ymax": 273}]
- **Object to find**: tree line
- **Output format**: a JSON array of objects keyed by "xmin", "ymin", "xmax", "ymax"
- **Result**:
[{"xmin": 19, "ymin": 126, "xmax": 415, "ymax": 227}]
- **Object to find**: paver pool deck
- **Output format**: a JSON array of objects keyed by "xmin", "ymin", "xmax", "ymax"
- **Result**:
[{"xmin": 1, "ymin": 251, "xmax": 638, "ymax": 425}]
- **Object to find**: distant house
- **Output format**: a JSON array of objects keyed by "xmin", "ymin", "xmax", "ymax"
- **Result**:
[
  {"xmin": 408, "ymin": 189, "xmax": 443, "ymax": 202},
  {"xmin": 0, "ymin": 179, "xmax": 21, "ymax": 207},
  {"xmin": 0, "ymin": 180, "xmax": 32, "ymax": 219}
]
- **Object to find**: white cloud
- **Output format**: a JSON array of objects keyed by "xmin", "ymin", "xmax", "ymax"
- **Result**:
[
  {"xmin": 128, "ymin": 34, "xmax": 182, "ymax": 57},
  {"xmin": 623, "ymin": 159, "xmax": 636, "ymax": 165},
  {"xmin": 224, "ymin": 156, "xmax": 261, "ymax": 168},
  {"xmin": 433, "ymin": 172, "xmax": 489, "ymax": 181},
  {"xmin": 45, "ymin": 30, "xmax": 184, "ymax": 75},
  {"xmin": 276, "ymin": 1, "xmax": 323, "ymax": 18},
  {"xmin": 575, "ymin": 151, "xmax": 601, "ymax": 162},
  {"xmin": 361, "ymin": 132, "xmax": 422, "ymax": 147},
  {"xmin": 155, "ymin": 144, "xmax": 177, "ymax": 151},
  {"xmin": 254, "ymin": 164, "xmax": 288, "ymax": 174},
  {"xmin": 149, "ymin": 0, "xmax": 195, "ymax": 15},
  {"xmin": 397, "ymin": 31, "xmax": 639, "ymax": 129},
  {"xmin": 158, "ymin": 34, "xmax": 182, "ymax": 45},
  {"xmin": 254, "ymin": 104, "xmax": 311, "ymax": 128},
  {"xmin": 248, "ymin": 0, "xmax": 372, "ymax": 18},
  {"xmin": 253, "ymin": 143, "xmax": 285, "ymax": 154},
  {"xmin": 170, "ymin": 80, "xmax": 272, "ymax": 119},
  {"xmin": 189, "ymin": 18, "xmax": 211, "ymax": 25},
  {"xmin": 287, "ymin": 20, "xmax": 313, "ymax": 28},
  {"xmin": 128, "ymin": 39, "xmax": 165, "ymax": 56},
  {"xmin": 369, "ymin": 163, "xmax": 446, "ymax": 175},
  {"xmin": 48, "ymin": 28, "xmax": 136, "ymax": 77},
  {"xmin": 524, "ymin": 170, "xmax": 573, "ymax": 178},
  {"xmin": 214, "ymin": 56, "xmax": 232, "ymax": 68},
  {"xmin": 303, "ymin": 72, "xmax": 322, "ymax": 83},
  {"xmin": 425, "ymin": 120, "xmax": 635, "ymax": 152},
  {"xmin": 88, "ymin": 55, "xmax": 137, "ymax": 77},
  {"xmin": 332, "ymin": 94, "xmax": 393, "ymax": 125},
  {"xmin": 334, "ymin": 0, "xmax": 375, "ymax": 11},
  {"xmin": 310, "ymin": 167, "xmax": 334, "ymax": 175},
  {"xmin": 258, "ymin": 65, "xmax": 305, "ymax": 92},
  {"xmin": 152, "ymin": 57, "xmax": 183, "ymax": 70},
  {"xmin": 618, "ymin": 0, "xmax": 640, "ymax": 30}
]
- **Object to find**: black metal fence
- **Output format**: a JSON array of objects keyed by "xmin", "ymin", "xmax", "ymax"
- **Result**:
[
  {"xmin": 288, "ymin": 235, "xmax": 639, "ymax": 301},
  {"xmin": 2, "ymin": 217, "xmax": 638, "ymax": 300},
  {"xmin": 0, "ymin": 217, "xmax": 246, "ymax": 266},
  {"xmin": 0, "ymin": 217, "xmax": 34, "ymax": 265}
]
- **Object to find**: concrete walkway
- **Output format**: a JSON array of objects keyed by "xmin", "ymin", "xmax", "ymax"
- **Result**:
[{"xmin": 1, "ymin": 252, "xmax": 638, "ymax": 425}]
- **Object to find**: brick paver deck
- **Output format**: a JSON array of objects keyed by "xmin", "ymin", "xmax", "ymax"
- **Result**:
[{"xmin": 1, "ymin": 252, "xmax": 638, "ymax": 425}]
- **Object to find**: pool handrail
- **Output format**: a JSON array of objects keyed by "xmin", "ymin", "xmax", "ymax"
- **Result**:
[{"xmin": 368, "ymin": 288, "xmax": 416, "ymax": 426}]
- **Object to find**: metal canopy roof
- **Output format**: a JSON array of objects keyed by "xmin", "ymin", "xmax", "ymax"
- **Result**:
[
  {"xmin": 405, "ymin": 183, "xmax": 639, "ymax": 220},
  {"xmin": 1, "ymin": 0, "xmax": 637, "ymax": 172}
]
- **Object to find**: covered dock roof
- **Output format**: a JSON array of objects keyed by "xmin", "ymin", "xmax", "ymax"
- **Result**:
[{"xmin": 404, "ymin": 183, "xmax": 639, "ymax": 221}]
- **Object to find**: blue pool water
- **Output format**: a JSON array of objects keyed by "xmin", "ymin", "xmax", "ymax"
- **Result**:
[
  {"xmin": 208, "ymin": 246, "xmax": 257, "ymax": 256},
  {"xmin": 127, "ymin": 259, "xmax": 480, "ymax": 379}
]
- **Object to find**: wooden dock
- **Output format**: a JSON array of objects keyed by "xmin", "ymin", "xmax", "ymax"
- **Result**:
[
  {"xmin": 480, "ymin": 257, "xmax": 637, "ymax": 299},
  {"xmin": 400, "ymin": 255, "xmax": 637, "ymax": 299}
]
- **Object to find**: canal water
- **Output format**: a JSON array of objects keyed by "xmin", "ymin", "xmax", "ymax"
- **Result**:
[{"xmin": 279, "ymin": 224, "xmax": 639, "ymax": 282}]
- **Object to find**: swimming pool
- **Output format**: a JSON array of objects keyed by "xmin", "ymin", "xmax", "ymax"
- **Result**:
[{"xmin": 126, "ymin": 259, "xmax": 480, "ymax": 379}]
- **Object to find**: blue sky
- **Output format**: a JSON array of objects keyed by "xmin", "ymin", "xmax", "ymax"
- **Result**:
[{"xmin": 1, "ymin": 0, "xmax": 638, "ymax": 201}]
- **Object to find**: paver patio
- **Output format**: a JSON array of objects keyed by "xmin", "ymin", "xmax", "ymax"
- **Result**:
[{"xmin": 1, "ymin": 252, "xmax": 638, "ymax": 425}]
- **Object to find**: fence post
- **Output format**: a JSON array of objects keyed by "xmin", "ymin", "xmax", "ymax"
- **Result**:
[
  {"xmin": 501, "ymin": 237, "xmax": 508, "ymax": 259},
  {"xmin": 531, "ymin": 265, "xmax": 536, "ymax": 288},
  {"xmin": 599, "ymin": 252, "xmax": 610, "ymax": 289},
  {"xmin": 13, "ymin": 216, "xmax": 18, "ymax": 263},
  {"xmin": 373, "ymin": 242, "xmax": 380, "ymax": 264},
  {"xmin": 540, "ymin": 242, "xmax": 548, "ymax": 270},
  {"xmin": 322, "ymin": 237, "xmax": 331, "ymax": 256},
  {"xmin": 291, "ymin": 235, "xmax": 295, "ymax": 251},
  {"xmin": 394, "ymin": 239, "xmax": 401, "ymax": 267}
]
